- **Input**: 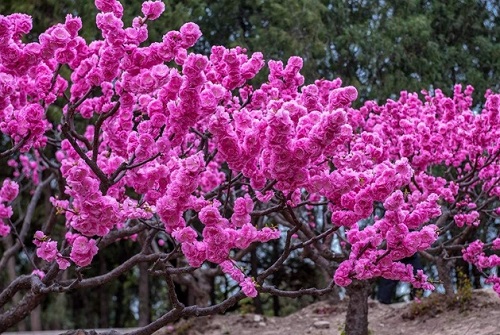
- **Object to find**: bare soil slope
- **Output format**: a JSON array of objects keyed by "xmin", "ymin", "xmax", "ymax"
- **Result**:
[{"xmin": 155, "ymin": 289, "xmax": 500, "ymax": 335}]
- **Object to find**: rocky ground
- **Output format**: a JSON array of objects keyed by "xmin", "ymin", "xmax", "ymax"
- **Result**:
[{"xmin": 153, "ymin": 288, "xmax": 500, "ymax": 335}]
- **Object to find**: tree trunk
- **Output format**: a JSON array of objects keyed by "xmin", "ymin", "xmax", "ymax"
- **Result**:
[
  {"xmin": 138, "ymin": 261, "xmax": 150, "ymax": 327},
  {"xmin": 0, "ymin": 291, "xmax": 46, "ymax": 333},
  {"xmin": 345, "ymin": 280, "xmax": 371, "ymax": 335},
  {"xmin": 250, "ymin": 248, "xmax": 263, "ymax": 314},
  {"xmin": 99, "ymin": 254, "xmax": 110, "ymax": 328},
  {"xmin": 270, "ymin": 240, "xmax": 281, "ymax": 316},
  {"xmin": 113, "ymin": 278, "xmax": 124, "ymax": 328},
  {"xmin": 272, "ymin": 295, "xmax": 280, "ymax": 316},
  {"xmin": 435, "ymin": 255, "xmax": 454, "ymax": 297},
  {"xmin": 30, "ymin": 304, "xmax": 42, "ymax": 331},
  {"xmin": 3, "ymin": 236, "xmax": 27, "ymax": 331}
]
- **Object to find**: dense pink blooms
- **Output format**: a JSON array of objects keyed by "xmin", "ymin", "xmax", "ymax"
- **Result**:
[
  {"xmin": 454, "ymin": 211, "xmax": 480, "ymax": 227},
  {"xmin": 334, "ymin": 260, "xmax": 354, "ymax": 287},
  {"xmin": 0, "ymin": 1, "xmax": 498, "ymax": 302}
]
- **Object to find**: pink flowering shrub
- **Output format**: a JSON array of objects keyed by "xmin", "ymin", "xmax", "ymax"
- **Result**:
[{"xmin": 0, "ymin": 0, "xmax": 498, "ymax": 332}]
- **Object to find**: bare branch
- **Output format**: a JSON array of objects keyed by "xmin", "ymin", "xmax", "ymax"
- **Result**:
[
  {"xmin": 0, "ymin": 134, "xmax": 30, "ymax": 158},
  {"xmin": 0, "ymin": 175, "xmax": 54, "ymax": 270},
  {"xmin": 260, "ymin": 280, "xmax": 336, "ymax": 298},
  {"xmin": 92, "ymin": 101, "xmax": 121, "ymax": 162}
]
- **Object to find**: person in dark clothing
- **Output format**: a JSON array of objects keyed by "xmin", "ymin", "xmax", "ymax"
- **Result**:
[{"xmin": 377, "ymin": 253, "xmax": 423, "ymax": 304}]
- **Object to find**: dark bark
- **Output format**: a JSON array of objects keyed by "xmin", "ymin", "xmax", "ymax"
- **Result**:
[
  {"xmin": 138, "ymin": 262, "xmax": 150, "ymax": 327},
  {"xmin": 345, "ymin": 280, "xmax": 371, "ymax": 335},
  {"xmin": 271, "ymin": 240, "xmax": 281, "ymax": 316},
  {"xmin": 3, "ymin": 236, "xmax": 27, "ymax": 331},
  {"xmin": 30, "ymin": 304, "xmax": 42, "ymax": 331},
  {"xmin": 272, "ymin": 295, "xmax": 280, "ymax": 316},
  {"xmin": 113, "ymin": 278, "xmax": 124, "ymax": 328},
  {"xmin": 99, "ymin": 254, "xmax": 110, "ymax": 328},
  {"xmin": 435, "ymin": 255, "xmax": 455, "ymax": 297},
  {"xmin": 250, "ymin": 248, "xmax": 263, "ymax": 314},
  {"xmin": 209, "ymin": 270, "xmax": 216, "ymax": 305},
  {"xmin": 0, "ymin": 291, "xmax": 46, "ymax": 333}
]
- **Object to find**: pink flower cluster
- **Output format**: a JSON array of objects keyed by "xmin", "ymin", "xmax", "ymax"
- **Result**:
[
  {"xmin": 462, "ymin": 241, "xmax": 500, "ymax": 295},
  {"xmin": 58, "ymin": 157, "xmax": 121, "ymax": 236},
  {"xmin": 156, "ymin": 154, "xmax": 205, "ymax": 233},
  {"xmin": 0, "ymin": 179, "xmax": 19, "ymax": 236},
  {"xmin": 231, "ymin": 195, "xmax": 254, "ymax": 227},
  {"xmin": 33, "ymin": 231, "xmax": 70, "ymax": 269},
  {"xmin": 220, "ymin": 260, "xmax": 258, "ymax": 297},
  {"xmin": 69, "ymin": 235, "xmax": 99, "ymax": 267},
  {"xmin": 174, "ymin": 201, "xmax": 280, "ymax": 268},
  {"xmin": 329, "ymin": 84, "xmax": 500, "ymax": 292},
  {"xmin": 141, "ymin": 1, "xmax": 165, "ymax": 21},
  {"xmin": 454, "ymin": 211, "xmax": 480, "ymax": 227}
]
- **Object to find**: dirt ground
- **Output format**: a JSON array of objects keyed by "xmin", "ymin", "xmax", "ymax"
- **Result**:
[{"xmin": 154, "ymin": 288, "xmax": 500, "ymax": 335}]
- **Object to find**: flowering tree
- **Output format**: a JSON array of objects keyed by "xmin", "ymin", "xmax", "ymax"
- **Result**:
[{"xmin": 0, "ymin": 1, "xmax": 499, "ymax": 335}]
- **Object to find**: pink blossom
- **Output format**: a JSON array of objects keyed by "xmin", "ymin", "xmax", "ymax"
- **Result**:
[
  {"xmin": 384, "ymin": 190, "xmax": 404, "ymax": 211},
  {"xmin": 32, "ymin": 270, "xmax": 45, "ymax": 279},
  {"xmin": 181, "ymin": 241, "xmax": 207, "ymax": 267},
  {"xmin": 334, "ymin": 260, "xmax": 354, "ymax": 287},
  {"xmin": 64, "ymin": 14, "xmax": 82, "ymax": 37},
  {"xmin": 50, "ymin": 26, "xmax": 71, "ymax": 45},
  {"xmin": 0, "ymin": 179, "xmax": 18, "ymax": 202},
  {"xmin": 141, "ymin": 1, "xmax": 165, "ymax": 20},
  {"xmin": 386, "ymin": 224, "xmax": 409, "ymax": 249},
  {"xmin": 172, "ymin": 226, "xmax": 198, "ymax": 243},
  {"xmin": 56, "ymin": 256, "xmax": 70, "ymax": 270},
  {"xmin": 411, "ymin": 270, "xmax": 435, "ymax": 290},
  {"xmin": 328, "ymin": 86, "xmax": 358, "ymax": 109},
  {"xmin": 220, "ymin": 260, "xmax": 245, "ymax": 283},
  {"xmin": 70, "ymin": 236, "xmax": 98, "ymax": 267},
  {"xmin": 0, "ymin": 222, "xmax": 10, "ymax": 237},
  {"xmin": 36, "ymin": 240, "xmax": 58, "ymax": 262},
  {"xmin": 454, "ymin": 211, "xmax": 480, "ymax": 227},
  {"xmin": 179, "ymin": 22, "xmax": 202, "ymax": 48},
  {"xmin": 198, "ymin": 205, "xmax": 223, "ymax": 226},
  {"xmin": 492, "ymin": 238, "xmax": 500, "ymax": 250},
  {"xmin": 8, "ymin": 13, "xmax": 32, "ymax": 36},
  {"xmin": 0, "ymin": 203, "xmax": 13, "ymax": 219},
  {"xmin": 240, "ymin": 277, "xmax": 258, "ymax": 297}
]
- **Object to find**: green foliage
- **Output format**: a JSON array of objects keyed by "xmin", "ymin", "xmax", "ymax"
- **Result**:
[
  {"xmin": 339, "ymin": 323, "xmax": 346, "ymax": 335},
  {"xmin": 0, "ymin": 0, "xmax": 98, "ymax": 41},
  {"xmin": 237, "ymin": 297, "xmax": 256, "ymax": 314},
  {"xmin": 456, "ymin": 268, "xmax": 473, "ymax": 312},
  {"xmin": 3, "ymin": 0, "xmax": 500, "ymax": 102}
]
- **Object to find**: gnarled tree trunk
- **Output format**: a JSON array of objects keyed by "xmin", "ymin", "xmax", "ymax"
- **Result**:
[
  {"xmin": 345, "ymin": 280, "xmax": 371, "ymax": 335},
  {"xmin": 435, "ymin": 254, "xmax": 455, "ymax": 297}
]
